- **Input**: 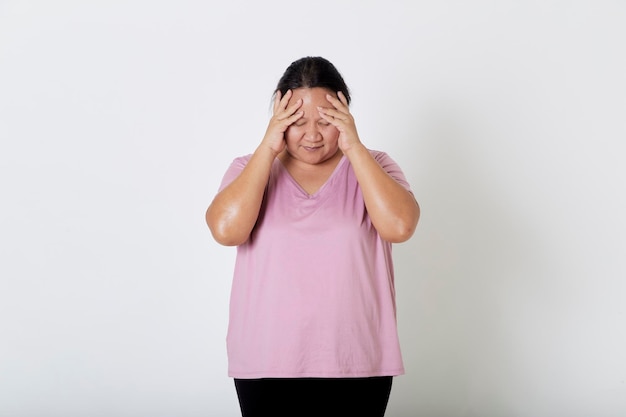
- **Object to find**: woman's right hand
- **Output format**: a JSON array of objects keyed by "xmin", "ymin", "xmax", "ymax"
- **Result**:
[
  {"xmin": 261, "ymin": 89, "xmax": 303, "ymax": 156},
  {"xmin": 206, "ymin": 90, "xmax": 303, "ymax": 246}
]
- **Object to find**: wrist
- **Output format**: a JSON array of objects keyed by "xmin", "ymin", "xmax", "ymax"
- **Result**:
[
  {"xmin": 255, "ymin": 143, "xmax": 282, "ymax": 160},
  {"xmin": 341, "ymin": 141, "xmax": 367, "ymax": 158}
]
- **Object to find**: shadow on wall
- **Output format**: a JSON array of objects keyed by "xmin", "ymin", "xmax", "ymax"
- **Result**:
[{"xmin": 388, "ymin": 102, "xmax": 549, "ymax": 416}]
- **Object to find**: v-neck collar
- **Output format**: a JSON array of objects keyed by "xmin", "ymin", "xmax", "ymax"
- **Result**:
[{"xmin": 277, "ymin": 155, "xmax": 347, "ymax": 198}]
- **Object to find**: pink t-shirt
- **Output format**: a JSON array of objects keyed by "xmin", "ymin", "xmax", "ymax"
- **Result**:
[{"xmin": 218, "ymin": 150, "xmax": 412, "ymax": 378}]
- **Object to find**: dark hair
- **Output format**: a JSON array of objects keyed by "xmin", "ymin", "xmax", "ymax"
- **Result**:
[{"xmin": 275, "ymin": 56, "xmax": 351, "ymax": 105}]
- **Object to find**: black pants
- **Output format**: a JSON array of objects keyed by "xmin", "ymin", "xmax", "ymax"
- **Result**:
[{"xmin": 234, "ymin": 376, "xmax": 393, "ymax": 417}]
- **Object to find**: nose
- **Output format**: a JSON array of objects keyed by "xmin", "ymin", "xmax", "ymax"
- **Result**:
[{"xmin": 304, "ymin": 122, "xmax": 322, "ymax": 141}]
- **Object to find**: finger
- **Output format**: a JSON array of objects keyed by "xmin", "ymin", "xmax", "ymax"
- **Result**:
[
  {"xmin": 274, "ymin": 90, "xmax": 295, "ymax": 117},
  {"xmin": 278, "ymin": 89, "xmax": 293, "ymax": 110},
  {"xmin": 273, "ymin": 90, "xmax": 293, "ymax": 116},
  {"xmin": 317, "ymin": 109, "xmax": 337, "ymax": 127},
  {"xmin": 272, "ymin": 90, "xmax": 283, "ymax": 114},
  {"xmin": 337, "ymin": 91, "xmax": 349, "ymax": 107},
  {"xmin": 325, "ymin": 93, "xmax": 349, "ymax": 112},
  {"xmin": 287, "ymin": 110, "xmax": 304, "ymax": 124},
  {"xmin": 277, "ymin": 98, "xmax": 303, "ymax": 121},
  {"xmin": 318, "ymin": 109, "xmax": 348, "ymax": 131},
  {"xmin": 272, "ymin": 90, "xmax": 282, "ymax": 114},
  {"xmin": 318, "ymin": 106, "xmax": 349, "ymax": 122}
]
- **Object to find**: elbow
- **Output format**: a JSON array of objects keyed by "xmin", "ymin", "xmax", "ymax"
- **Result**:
[
  {"xmin": 211, "ymin": 230, "xmax": 248, "ymax": 246},
  {"xmin": 379, "ymin": 202, "xmax": 420, "ymax": 243},
  {"xmin": 205, "ymin": 207, "xmax": 249, "ymax": 246},
  {"xmin": 380, "ymin": 223, "xmax": 417, "ymax": 243},
  {"xmin": 207, "ymin": 221, "xmax": 249, "ymax": 246}
]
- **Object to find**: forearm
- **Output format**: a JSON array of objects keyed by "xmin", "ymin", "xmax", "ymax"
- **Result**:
[
  {"xmin": 344, "ymin": 144, "xmax": 420, "ymax": 243},
  {"xmin": 206, "ymin": 146, "xmax": 277, "ymax": 246}
]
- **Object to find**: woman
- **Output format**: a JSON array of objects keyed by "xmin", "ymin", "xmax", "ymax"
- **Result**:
[{"xmin": 206, "ymin": 56, "xmax": 420, "ymax": 417}]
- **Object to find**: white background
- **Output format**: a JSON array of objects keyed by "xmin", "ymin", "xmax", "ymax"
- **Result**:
[{"xmin": 1, "ymin": 1, "xmax": 625, "ymax": 416}]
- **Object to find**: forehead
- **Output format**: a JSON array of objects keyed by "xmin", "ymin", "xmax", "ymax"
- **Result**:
[{"xmin": 289, "ymin": 87, "xmax": 334, "ymax": 106}]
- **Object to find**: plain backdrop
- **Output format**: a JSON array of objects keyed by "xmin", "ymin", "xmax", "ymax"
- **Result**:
[{"xmin": 1, "ymin": 1, "xmax": 625, "ymax": 416}]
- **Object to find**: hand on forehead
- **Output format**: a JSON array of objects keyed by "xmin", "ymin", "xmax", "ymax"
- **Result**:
[{"xmin": 288, "ymin": 88, "xmax": 336, "ymax": 115}]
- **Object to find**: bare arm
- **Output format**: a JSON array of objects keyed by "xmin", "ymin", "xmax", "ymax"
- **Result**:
[
  {"xmin": 318, "ymin": 92, "xmax": 420, "ymax": 243},
  {"xmin": 205, "ymin": 146, "xmax": 276, "ymax": 246},
  {"xmin": 342, "ymin": 144, "xmax": 420, "ymax": 243},
  {"xmin": 205, "ymin": 90, "xmax": 303, "ymax": 246}
]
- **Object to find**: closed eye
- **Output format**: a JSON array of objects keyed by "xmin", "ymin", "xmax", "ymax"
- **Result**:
[{"xmin": 293, "ymin": 119, "xmax": 330, "ymax": 127}]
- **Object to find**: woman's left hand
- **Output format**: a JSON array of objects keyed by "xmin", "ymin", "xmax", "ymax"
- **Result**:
[{"xmin": 318, "ymin": 91, "xmax": 362, "ymax": 153}]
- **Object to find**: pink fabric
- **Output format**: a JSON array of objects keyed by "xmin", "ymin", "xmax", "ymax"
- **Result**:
[{"xmin": 218, "ymin": 150, "xmax": 412, "ymax": 378}]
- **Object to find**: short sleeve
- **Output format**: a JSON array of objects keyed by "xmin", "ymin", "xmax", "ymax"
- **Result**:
[
  {"xmin": 217, "ymin": 154, "xmax": 253, "ymax": 192},
  {"xmin": 370, "ymin": 150, "xmax": 413, "ymax": 194}
]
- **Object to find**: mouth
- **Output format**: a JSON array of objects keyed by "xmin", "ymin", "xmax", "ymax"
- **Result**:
[{"xmin": 302, "ymin": 145, "xmax": 323, "ymax": 152}]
